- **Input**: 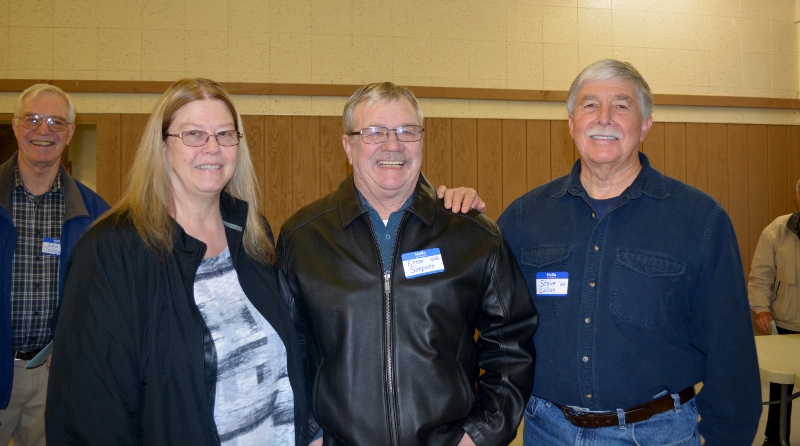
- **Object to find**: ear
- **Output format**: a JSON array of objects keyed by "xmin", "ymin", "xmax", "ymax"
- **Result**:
[
  {"xmin": 342, "ymin": 134, "xmax": 354, "ymax": 165},
  {"xmin": 64, "ymin": 123, "xmax": 77, "ymax": 145},
  {"xmin": 639, "ymin": 115, "xmax": 653, "ymax": 142},
  {"xmin": 568, "ymin": 115, "xmax": 574, "ymax": 139}
]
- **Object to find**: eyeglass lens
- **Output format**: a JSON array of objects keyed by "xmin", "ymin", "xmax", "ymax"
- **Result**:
[
  {"xmin": 357, "ymin": 126, "xmax": 424, "ymax": 143},
  {"xmin": 18, "ymin": 114, "xmax": 69, "ymax": 132},
  {"xmin": 175, "ymin": 130, "xmax": 241, "ymax": 147}
]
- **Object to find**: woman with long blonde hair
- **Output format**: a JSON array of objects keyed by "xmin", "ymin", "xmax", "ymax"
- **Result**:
[{"xmin": 45, "ymin": 78, "xmax": 310, "ymax": 446}]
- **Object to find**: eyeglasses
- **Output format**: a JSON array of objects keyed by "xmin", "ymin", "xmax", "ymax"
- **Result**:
[
  {"xmin": 165, "ymin": 130, "xmax": 243, "ymax": 147},
  {"xmin": 347, "ymin": 125, "xmax": 424, "ymax": 144},
  {"xmin": 14, "ymin": 114, "xmax": 71, "ymax": 132}
]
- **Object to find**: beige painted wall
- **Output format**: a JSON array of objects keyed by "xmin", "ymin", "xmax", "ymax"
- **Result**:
[{"xmin": 0, "ymin": 0, "xmax": 797, "ymax": 101}]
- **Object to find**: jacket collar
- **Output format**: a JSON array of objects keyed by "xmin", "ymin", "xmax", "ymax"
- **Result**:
[
  {"xmin": 337, "ymin": 173, "xmax": 437, "ymax": 228},
  {"xmin": 557, "ymin": 151, "xmax": 669, "ymax": 201},
  {"xmin": 0, "ymin": 152, "xmax": 89, "ymax": 221},
  {"xmin": 787, "ymin": 211, "xmax": 800, "ymax": 238},
  {"xmin": 171, "ymin": 191, "xmax": 249, "ymax": 260}
]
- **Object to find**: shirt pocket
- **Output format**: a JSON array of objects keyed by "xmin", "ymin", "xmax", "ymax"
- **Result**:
[
  {"xmin": 521, "ymin": 245, "xmax": 572, "ymax": 312},
  {"xmin": 611, "ymin": 249, "xmax": 685, "ymax": 329}
]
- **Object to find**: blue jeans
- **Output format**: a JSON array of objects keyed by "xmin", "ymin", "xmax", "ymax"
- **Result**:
[{"xmin": 523, "ymin": 395, "xmax": 701, "ymax": 446}]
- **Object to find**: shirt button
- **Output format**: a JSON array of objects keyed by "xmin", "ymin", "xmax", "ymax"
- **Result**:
[
  {"xmin": 586, "ymin": 393, "xmax": 593, "ymax": 399},
  {"xmin": 582, "ymin": 356, "xmax": 589, "ymax": 362},
  {"xmin": 385, "ymin": 234, "xmax": 390, "ymax": 240},
  {"xmin": 588, "ymin": 281, "xmax": 596, "ymax": 287},
  {"xmin": 591, "ymin": 212, "xmax": 596, "ymax": 219},
  {"xmin": 584, "ymin": 317, "xmax": 591, "ymax": 324},
  {"xmin": 34, "ymin": 283, "xmax": 40, "ymax": 288},
  {"xmin": 593, "ymin": 245, "xmax": 599, "ymax": 252}
]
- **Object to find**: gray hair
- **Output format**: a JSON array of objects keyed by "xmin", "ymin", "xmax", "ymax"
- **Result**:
[
  {"xmin": 795, "ymin": 178, "xmax": 800, "ymax": 194},
  {"xmin": 567, "ymin": 59, "xmax": 652, "ymax": 119},
  {"xmin": 343, "ymin": 82, "xmax": 423, "ymax": 133},
  {"xmin": 15, "ymin": 84, "xmax": 76, "ymax": 123}
]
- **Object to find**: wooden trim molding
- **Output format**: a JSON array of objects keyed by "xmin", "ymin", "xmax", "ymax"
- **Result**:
[{"xmin": 0, "ymin": 79, "xmax": 797, "ymax": 110}]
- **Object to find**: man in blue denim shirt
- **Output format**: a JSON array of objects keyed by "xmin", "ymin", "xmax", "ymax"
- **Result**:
[{"xmin": 497, "ymin": 59, "xmax": 761, "ymax": 445}]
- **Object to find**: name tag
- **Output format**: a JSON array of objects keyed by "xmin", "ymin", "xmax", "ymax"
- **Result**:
[
  {"xmin": 402, "ymin": 248, "xmax": 445, "ymax": 279},
  {"xmin": 536, "ymin": 272, "xmax": 568, "ymax": 296},
  {"xmin": 42, "ymin": 237, "xmax": 61, "ymax": 256}
]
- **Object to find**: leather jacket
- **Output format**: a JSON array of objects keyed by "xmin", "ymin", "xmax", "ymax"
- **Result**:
[{"xmin": 278, "ymin": 174, "xmax": 537, "ymax": 446}]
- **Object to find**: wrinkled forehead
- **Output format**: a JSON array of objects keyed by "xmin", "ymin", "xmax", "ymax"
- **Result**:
[
  {"xmin": 353, "ymin": 97, "xmax": 421, "ymax": 127},
  {"xmin": 579, "ymin": 78, "xmax": 639, "ymax": 102},
  {"xmin": 20, "ymin": 91, "xmax": 70, "ymax": 118}
]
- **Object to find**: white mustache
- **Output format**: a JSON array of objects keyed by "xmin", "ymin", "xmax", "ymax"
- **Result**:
[{"xmin": 585, "ymin": 128, "xmax": 622, "ymax": 139}]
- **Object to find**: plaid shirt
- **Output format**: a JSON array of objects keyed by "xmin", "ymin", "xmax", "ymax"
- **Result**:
[{"xmin": 10, "ymin": 163, "xmax": 65, "ymax": 352}]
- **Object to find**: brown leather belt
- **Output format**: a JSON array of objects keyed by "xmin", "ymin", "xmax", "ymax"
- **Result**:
[
  {"xmin": 13, "ymin": 348, "xmax": 43, "ymax": 361},
  {"xmin": 559, "ymin": 387, "xmax": 695, "ymax": 428}
]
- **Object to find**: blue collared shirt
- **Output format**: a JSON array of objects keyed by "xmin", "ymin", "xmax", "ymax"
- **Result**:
[
  {"xmin": 497, "ymin": 152, "xmax": 761, "ymax": 444},
  {"xmin": 358, "ymin": 190, "xmax": 413, "ymax": 273}
]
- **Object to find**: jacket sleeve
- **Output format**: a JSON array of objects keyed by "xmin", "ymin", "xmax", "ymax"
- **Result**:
[
  {"xmin": 276, "ymin": 231, "xmax": 322, "ymax": 442},
  {"xmin": 748, "ymin": 223, "xmax": 778, "ymax": 314},
  {"xmin": 46, "ymin": 228, "xmax": 144, "ymax": 445},
  {"xmin": 461, "ymin": 235, "xmax": 537, "ymax": 446},
  {"xmin": 691, "ymin": 206, "xmax": 762, "ymax": 445}
]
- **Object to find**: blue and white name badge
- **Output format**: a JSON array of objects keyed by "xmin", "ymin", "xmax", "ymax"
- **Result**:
[
  {"xmin": 401, "ymin": 248, "xmax": 445, "ymax": 279},
  {"xmin": 536, "ymin": 272, "xmax": 568, "ymax": 296},
  {"xmin": 42, "ymin": 237, "xmax": 61, "ymax": 256}
]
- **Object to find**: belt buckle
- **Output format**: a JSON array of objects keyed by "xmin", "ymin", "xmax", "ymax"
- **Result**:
[{"xmin": 561, "ymin": 407, "xmax": 599, "ymax": 428}]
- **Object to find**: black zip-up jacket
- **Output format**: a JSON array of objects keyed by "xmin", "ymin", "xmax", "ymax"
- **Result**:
[
  {"xmin": 46, "ymin": 193, "xmax": 310, "ymax": 445},
  {"xmin": 278, "ymin": 174, "xmax": 537, "ymax": 446}
]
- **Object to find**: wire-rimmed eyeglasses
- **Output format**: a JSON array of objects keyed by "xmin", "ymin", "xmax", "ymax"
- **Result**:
[
  {"xmin": 347, "ymin": 125, "xmax": 424, "ymax": 144},
  {"xmin": 14, "ymin": 114, "xmax": 71, "ymax": 132},
  {"xmin": 165, "ymin": 130, "xmax": 243, "ymax": 147}
]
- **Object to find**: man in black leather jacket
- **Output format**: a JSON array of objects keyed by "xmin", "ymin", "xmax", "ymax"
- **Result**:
[{"xmin": 277, "ymin": 82, "xmax": 537, "ymax": 446}]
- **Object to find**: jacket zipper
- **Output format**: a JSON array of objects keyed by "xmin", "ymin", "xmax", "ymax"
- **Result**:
[
  {"xmin": 366, "ymin": 213, "xmax": 404, "ymax": 446},
  {"xmin": 384, "ymin": 271, "xmax": 398, "ymax": 445}
]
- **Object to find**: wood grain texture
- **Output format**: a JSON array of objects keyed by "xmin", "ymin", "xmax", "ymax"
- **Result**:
[{"xmin": 62, "ymin": 111, "xmax": 800, "ymax": 275}]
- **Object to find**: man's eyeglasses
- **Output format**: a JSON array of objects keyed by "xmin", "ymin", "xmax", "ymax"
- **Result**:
[
  {"xmin": 347, "ymin": 125, "xmax": 424, "ymax": 144},
  {"xmin": 14, "ymin": 114, "xmax": 71, "ymax": 132},
  {"xmin": 165, "ymin": 130, "xmax": 242, "ymax": 147}
]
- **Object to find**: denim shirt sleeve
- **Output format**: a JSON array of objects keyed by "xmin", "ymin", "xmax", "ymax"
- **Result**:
[{"xmin": 689, "ymin": 205, "xmax": 761, "ymax": 445}]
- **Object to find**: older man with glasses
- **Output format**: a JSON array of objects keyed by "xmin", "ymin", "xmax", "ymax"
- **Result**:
[
  {"xmin": 278, "ymin": 82, "xmax": 537, "ymax": 446},
  {"xmin": 0, "ymin": 84, "xmax": 109, "ymax": 445}
]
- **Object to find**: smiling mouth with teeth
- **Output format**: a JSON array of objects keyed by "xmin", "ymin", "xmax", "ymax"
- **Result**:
[
  {"xmin": 31, "ymin": 141, "xmax": 55, "ymax": 146},
  {"xmin": 590, "ymin": 135, "xmax": 619, "ymax": 140},
  {"xmin": 196, "ymin": 164, "xmax": 222, "ymax": 170},
  {"xmin": 377, "ymin": 160, "xmax": 405, "ymax": 167}
]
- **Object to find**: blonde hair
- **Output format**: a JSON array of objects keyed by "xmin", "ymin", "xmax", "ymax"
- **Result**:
[{"xmin": 109, "ymin": 78, "xmax": 275, "ymax": 264}]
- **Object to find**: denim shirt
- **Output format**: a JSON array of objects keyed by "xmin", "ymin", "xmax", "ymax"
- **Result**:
[{"xmin": 497, "ymin": 152, "xmax": 761, "ymax": 445}]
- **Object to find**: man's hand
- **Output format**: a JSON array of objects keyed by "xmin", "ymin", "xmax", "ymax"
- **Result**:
[
  {"xmin": 457, "ymin": 433, "xmax": 476, "ymax": 446},
  {"xmin": 437, "ymin": 186, "xmax": 487, "ymax": 214},
  {"xmin": 309, "ymin": 438, "xmax": 323, "ymax": 446},
  {"xmin": 754, "ymin": 311, "xmax": 774, "ymax": 334}
]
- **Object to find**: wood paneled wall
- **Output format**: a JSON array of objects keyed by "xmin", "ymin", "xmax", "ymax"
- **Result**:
[{"xmin": 94, "ymin": 114, "xmax": 800, "ymax": 275}]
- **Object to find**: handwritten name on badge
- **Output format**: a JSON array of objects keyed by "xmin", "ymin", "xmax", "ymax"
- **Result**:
[
  {"xmin": 535, "ymin": 272, "xmax": 568, "ymax": 296},
  {"xmin": 42, "ymin": 237, "xmax": 61, "ymax": 256},
  {"xmin": 402, "ymin": 248, "xmax": 445, "ymax": 279}
]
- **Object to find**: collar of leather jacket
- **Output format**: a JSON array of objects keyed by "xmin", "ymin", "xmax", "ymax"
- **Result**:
[{"xmin": 336, "ymin": 172, "xmax": 437, "ymax": 229}]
